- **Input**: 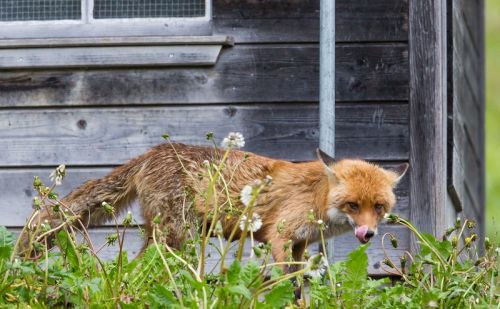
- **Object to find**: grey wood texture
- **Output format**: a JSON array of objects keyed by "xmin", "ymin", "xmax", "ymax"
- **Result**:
[
  {"xmin": 0, "ymin": 103, "xmax": 408, "ymax": 166},
  {"xmin": 213, "ymin": 0, "xmax": 408, "ymax": 43},
  {"xmin": 0, "ymin": 162, "xmax": 409, "ymax": 227},
  {"xmin": 447, "ymin": 0, "xmax": 484, "ymax": 230},
  {"xmin": 408, "ymin": 0, "xmax": 449, "ymax": 245},
  {"xmin": 9, "ymin": 224, "xmax": 410, "ymax": 276},
  {"xmin": 0, "ymin": 46, "xmax": 223, "ymax": 69},
  {"xmin": 0, "ymin": 45, "xmax": 408, "ymax": 107},
  {"xmin": 0, "ymin": 36, "xmax": 234, "ymax": 48},
  {"xmin": 0, "ymin": 19, "xmax": 212, "ymax": 40}
]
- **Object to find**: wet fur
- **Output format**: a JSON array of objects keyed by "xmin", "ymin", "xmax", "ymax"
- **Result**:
[{"xmin": 31, "ymin": 143, "xmax": 405, "ymax": 266}]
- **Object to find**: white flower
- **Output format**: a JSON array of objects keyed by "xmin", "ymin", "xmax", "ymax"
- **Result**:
[
  {"xmin": 306, "ymin": 254, "xmax": 328, "ymax": 279},
  {"xmin": 49, "ymin": 164, "xmax": 66, "ymax": 186},
  {"xmin": 495, "ymin": 247, "xmax": 500, "ymax": 256},
  {"xmin": 239, "ymin": 213, "xmax": 263, "ymax": 232},
  {"xmin": 221, "ymin": 132, "xmax": 245, "ymax": 149},
  {"xmin": 240, "ymin": 185, "xmax": 253, "ymax": 206}
]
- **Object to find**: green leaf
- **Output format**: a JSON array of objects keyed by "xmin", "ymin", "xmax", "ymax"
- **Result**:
[
  {"xmin": 227, "ymin": 259, "xmax": 241, "ymax": 284},
  {"xmin": 240, "ymin": 261, "xmax": 261, "ymax": 288},
  {"xmin": 0, "ymin": 226, "xmax": 14, "ymax": 260},
  {"xmin": 263, "ymin": 281, "xmax": 294, "ymax": 307},
  {"xmin": 344, "ymin": 243, "xmax": 369, "ymax": 289},
  {"xmin": 148, "ymin": 284, "xmax": 178, "ymax": 307},
  {"xmin": 56, "ymin": 230, "xmax": 80, "ymax": 271},
  {"xmin": 227, "ymin": 285, "xmax": 252, "ymax": 300}
]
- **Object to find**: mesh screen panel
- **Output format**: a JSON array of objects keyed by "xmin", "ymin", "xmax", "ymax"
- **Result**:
[
  {"xmin": 93, "ymin": 0, "xmax": 205, "ymax": 19},
  {"xmin": 0, "ymin": 0, "xmax": 81, "ymax": 21}
]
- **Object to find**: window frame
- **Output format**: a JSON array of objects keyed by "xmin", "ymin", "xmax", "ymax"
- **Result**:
[{"xmin": 0, "ymin": 0, "xmax": 212, "ymax": 39}]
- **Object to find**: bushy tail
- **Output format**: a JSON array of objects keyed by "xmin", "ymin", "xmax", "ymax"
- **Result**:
[
  {"xmin": 20, "ymin": 156, "xmax": 144, "ymax": 254},
  {"xmin": 59, "ymin": 158, "xmax": 141, "ymax": 226}
]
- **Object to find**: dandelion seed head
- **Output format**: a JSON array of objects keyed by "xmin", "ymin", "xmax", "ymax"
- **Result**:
[
  {"xmin": 240, "ymin": 185, "xmax": 253, "ymax": 206},
  {"xmin": 221, "ymin": 132, "xmax": 245, "ymax": 149},
  {"xmin": 49, "ymin": 164, "xmax": 66, "ymax": 186},
  {"xmin": 305, "ymin": 254, "xmax": 328, "ymax": 279},
  {"xmin": 239, "ymin": 213, "xmax": 263, "ymax": 232}
]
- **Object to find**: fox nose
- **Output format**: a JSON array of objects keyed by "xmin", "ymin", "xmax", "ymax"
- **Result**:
[
  {"xmin": 365, "ymin": 230, "xmax": 375, "ymax": 240},
  {"xmin": 354, "ymin": 225, "xmax": 376, "ymax": 243}
]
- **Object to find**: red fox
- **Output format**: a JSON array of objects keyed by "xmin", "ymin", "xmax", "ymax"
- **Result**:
[{"xmin": 31, "ymin": 142, "xmax": 408, "ymax": 266}]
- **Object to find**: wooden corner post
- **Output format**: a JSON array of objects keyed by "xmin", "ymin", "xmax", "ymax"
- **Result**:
[{"xmin": 409, "ymin": 0, "xmax": 448, "ymax": 250}]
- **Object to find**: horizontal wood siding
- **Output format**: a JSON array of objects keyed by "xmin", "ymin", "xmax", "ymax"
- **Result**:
[
  {"xmin": 0, "ymin": 0, "xmax": 410, "ymax": 275},
  {"xmin": 213, "ymin": 0, "xmax": 408, "ymax": 43},
  {"xmin": 0, "ymin": 45, "xmax": 408, "ymax": 107},
  {"xmin": 0, "ymin": 103, "xmax": 408, "ymax": 165},
  {"xmin": 447, "ymin": 0, "xmax": 484, "ymax": 230}
]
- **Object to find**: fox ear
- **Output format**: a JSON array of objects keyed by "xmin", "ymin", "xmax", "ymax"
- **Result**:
[
  {"xmin": 391, "ymin": 163, "xmax": 409, "ymax": 184},
  {"xmin": 316, "ymin": 148, "xmax": 336, "ymax": 166},
  {"xmin": 316, "ymin": 148, "xmax": 338, "ymax": 185}
]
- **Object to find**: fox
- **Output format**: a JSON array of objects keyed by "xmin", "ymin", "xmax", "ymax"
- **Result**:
[{"xmin": 27, "ymin": 142, "xmax": 408, "ymax": 267}]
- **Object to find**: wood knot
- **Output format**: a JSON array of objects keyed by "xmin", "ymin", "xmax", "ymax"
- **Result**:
[{"xmin": 77, "ymin": 119, "xmax": 87, "ymax": 130}]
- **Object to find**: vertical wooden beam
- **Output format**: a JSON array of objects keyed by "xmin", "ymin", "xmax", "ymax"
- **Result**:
[
  {"xmin": 409, "ymin": 0, "xmax": 448, "ymax": 248},
  {"xmin": 478, "ymin": 0, "xmax": 486, "ymax": 242},
  {"xmin": 319, "ymin": 0, "xmax": 336, "ymax": 260}
]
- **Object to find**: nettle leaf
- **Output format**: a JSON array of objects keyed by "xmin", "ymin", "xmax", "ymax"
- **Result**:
[
  {"xmin": 344, "ymin": 244, "xmax": 369, "ymax": 289},
  {"xmin": 420, "ymin": 233, "xmax": 452, "ymax": 260},
  {"xmin": 263, "ymin": 280, "xmax": 294, "ymax": 308},
  {"xmin": 227, "ymin": 285, "xmax": 252, "ymax": 300},
  {"xmin": 270, "ymin": 267, "xmax": 284, "ymax": 280},
  {"xmin": 0, "ymin": 226, "xmax": 15, "ymax": 260},
  {"xmin": 240, "ymin": 261, "xmax": 261, "ymax": 288},
  {"xmin": 148, "ymin": 284, "xmax": 178, "ymax": 307},
  {"xmin": 227, "ymin": 260, "xmax": 241, "ymax": 285}
]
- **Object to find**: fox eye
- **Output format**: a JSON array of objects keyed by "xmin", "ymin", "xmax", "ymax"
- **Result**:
[
  {"xmin": 347, "ymin": 202, "xmax": 359, "ymax": 211},
  {"xmin": 374, "ymin": 204, "xmax": 385, "ymax": 214}
]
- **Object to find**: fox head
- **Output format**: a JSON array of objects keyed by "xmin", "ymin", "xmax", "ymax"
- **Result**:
[{"xmin": 316, "ymin": 149, "xmax": 408, "ymax": 244}]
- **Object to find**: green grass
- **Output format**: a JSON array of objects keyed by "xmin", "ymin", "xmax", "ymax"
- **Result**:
[{"xmin": 486, "ymin": 0, "xmax": 500, "ymax": 238}]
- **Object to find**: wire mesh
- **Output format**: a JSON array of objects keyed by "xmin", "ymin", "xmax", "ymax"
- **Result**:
[
  {"xmin": 0, "ymin": 0, "xmax": 81, "ymax": 21},
  {"xmin": 93, "ymin": 0, "xmax": 205, "ymax": 19}
]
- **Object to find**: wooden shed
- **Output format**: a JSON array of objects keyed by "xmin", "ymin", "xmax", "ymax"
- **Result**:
[{"xmin": 0, "ymin": 0, "xmax": 484, "ymax": 276}]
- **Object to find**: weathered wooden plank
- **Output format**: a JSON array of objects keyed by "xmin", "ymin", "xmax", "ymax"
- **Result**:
[
  {"xmin": 8, "ymin": 224, "xmax": 410, "ymax": 276},
  {"xmin": 447, "ymin": 0, "xmax": 483, "ymax": 216},
  {"xmin": 0, "ymin": 45, "xmax": 223, "ymax": 69},
  {"xmin": 0, "ymin": 19, "xmax": 212, "ymax": 40},
  {"xmin": 0, "ymin": 44, "xmax": 408, "ymax": 107},
  {"xmin": 0, "ymin": 165, "xmax": 410, "ymax": 227},
  {"xmin": 212, "ymin": 0, "xmax": 408, "ymax": 43},
  {"xmin": 455, "ymin": 0, "xmax": 482, "ymax": 52},
  {"xmin": 0, "ymin": 36, "xmax": 234, "ymax": 49},
  {"xmin": 409, "ymin": 0, "xmax": 448, "ymax": 244},
  {"xmin": 452, "ymin": 3, "xmax": 481, "ymax": 106},
  {"xmin": 0, "ymin": 103, "xmax": 408, "ymax": 167}
]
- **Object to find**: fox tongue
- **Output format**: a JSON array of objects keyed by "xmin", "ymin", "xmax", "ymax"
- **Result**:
[{"xmin": 355, "ymin": 225, "xmax": 369, "ymax": 242}]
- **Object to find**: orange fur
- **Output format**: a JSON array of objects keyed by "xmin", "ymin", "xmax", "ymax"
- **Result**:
[{"xmin": 30, "ymin": 143, "xmax": 408, "ymax": 267}]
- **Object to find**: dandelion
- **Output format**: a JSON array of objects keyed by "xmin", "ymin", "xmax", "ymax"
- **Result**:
[
  {"xmin": 306, "ymin": 254, "xmax": 328, "ymax": 279},
  {"xmin": 240, "ymin": 185, "xmax": 254, "ymax": 206},
  {"xmin": 49, "ymin": 164, "xmax": 66, "ymax": 186},
  {"xmin": 239, "ymin": 213, "xmax": 263, "ymax": 232},
  {"xmin": 221, "ymin": 132, "xmax": 245, "ymax": 149}
]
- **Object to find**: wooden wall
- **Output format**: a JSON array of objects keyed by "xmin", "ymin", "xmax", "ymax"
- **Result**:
[
  {"xmin": 447, "ymin": 0, "xmax": 485, "ymax": 236},
  {"xmin": 0, "ymin": 0, "xmax": 410, "ymax": 275}
]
